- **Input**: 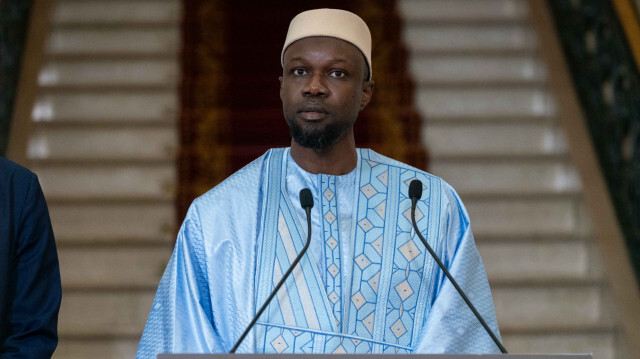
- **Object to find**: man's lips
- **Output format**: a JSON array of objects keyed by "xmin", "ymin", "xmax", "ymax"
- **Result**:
[
  {"xmin": 299, "ymin": 104, "xmax": 327, "ymax": 121},
  {"xmin": 300, "ymin": 111, "xmax": 327, "ymax": 120}
]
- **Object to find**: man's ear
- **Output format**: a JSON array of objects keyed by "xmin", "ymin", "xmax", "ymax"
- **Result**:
[
  {"xmin": 360, "ymin": 80, "xmax": 375, "ymax": 110},
  {"xmin": 279, "ymin": 76, "xmax": 284, "ymax": 100}
]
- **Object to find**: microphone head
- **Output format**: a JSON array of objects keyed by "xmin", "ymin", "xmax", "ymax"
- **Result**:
[
  {"xmin": 409, "ymin": 179, "xmax": 423, "ymax": 200},
  {"xmin": 299, "ymin": 188, "xmax": 314, "ymax": 209}
]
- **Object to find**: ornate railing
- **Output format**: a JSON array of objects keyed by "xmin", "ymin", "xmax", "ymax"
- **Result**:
[
  {"xmin": 547, "ymin": 0, "xmax": 640, "ymax": 285},
  {"xmin": 0, "ymin": 0, "xmax": 34, "ymax": 156}
]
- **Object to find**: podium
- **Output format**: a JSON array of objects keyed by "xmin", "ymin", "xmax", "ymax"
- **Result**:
[{"xmin": 159, "ymin": 355, "xmax": 592, "ymax": 359}]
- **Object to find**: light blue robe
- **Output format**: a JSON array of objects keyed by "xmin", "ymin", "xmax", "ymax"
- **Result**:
[{"xmin": 136, "ymin": 148, "xmax": 501, "ymax": 357}]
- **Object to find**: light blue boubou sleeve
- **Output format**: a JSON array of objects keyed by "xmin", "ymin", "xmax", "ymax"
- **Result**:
[
  {"xmin": 136, "ymin": 153, "xmax": 270, "ymax": 358},
  {"xmin": 414, "ymin": 183, "xmax": 501, "ymax": 353},
  {"xmin": 136, "ymin": 205, "xmax": 225, "ymax": 357}
]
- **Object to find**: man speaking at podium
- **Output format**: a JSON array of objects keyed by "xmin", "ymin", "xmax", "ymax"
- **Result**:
[{"xmin": 137, "ymin": 9, "xmax": 501, "ymax": 357}]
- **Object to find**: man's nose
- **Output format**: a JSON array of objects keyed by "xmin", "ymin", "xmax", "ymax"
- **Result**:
[{"xmin": 303, "ymin": 73, "xmax": 329, "ymax": 97}]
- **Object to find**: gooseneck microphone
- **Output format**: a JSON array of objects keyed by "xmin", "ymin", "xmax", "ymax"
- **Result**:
[
  {"xmin": 230, "ymin": 188, "xmax": 314, "ymax": 353},
  {"xmin": 408, "ymin": 180, "xmax": 507, "ymax": 354}
]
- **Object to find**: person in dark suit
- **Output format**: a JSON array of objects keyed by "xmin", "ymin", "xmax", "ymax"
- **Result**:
[{"xmin": 0, "ymin": 157, "xmax": 61, "ymax": 358}]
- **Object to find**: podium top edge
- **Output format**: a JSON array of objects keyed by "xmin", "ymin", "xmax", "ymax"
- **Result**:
[{"xmin": 158, "ymin": 354, "xmax": 593, "ymax": 359}]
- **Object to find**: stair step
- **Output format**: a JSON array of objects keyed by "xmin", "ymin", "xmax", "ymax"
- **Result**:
[
  {"xmin": 40, "ymin": 84, "xmax": 177, "ymax": 92},
  {"xmin": 500, "ymin": 324, "xmax": 615, "ymax": 335},
  {"xmin": 417, "ymin": 81, "xmax": 547, "ymax": 89},
  {"xmin": 464, "ymin": 197, "xmax": 582, "ymax": 236},
  {"xmin": 474, "ymin": 232, "xmax": 590, "ymax": 243},
  {"xmin": 57, "ymin": 238, "xmax": 173, "ymax": 248},
  {"xmin": 53, "ymin": 0, "xmax": 179, "ymax": 25},
  {"xmin": 28, "ymin": 126, "xmax": 177, "ymax": 160},
  {"xmin": 34, "ymin": 117, "xmax": 176, "ymax": 125},
  {"xmin": 426, "ymin": 114, "xmax": 555, "ymax": 124},
  {"xmin": 493, "ymin": 285, "xmax": 610, "ymax": 328},
  {"xmin": 47, "ymin": 28, "xmax": 179, "ymax": 55},
  {"xmin": 47, "ymin": 197, "xmax": 174, "ymax": 205},
  {"xmin": 489, "ymin": 278, "xmax": 602, "ymax": 287},
  {"xmin": 404, "ymin": 19, "xmax": 532, "ymax": 27},
  {"xmin": 57, "ymin": 237, "xmax": 173, "ymax": 247},
  {"xmin": 58, "ymin": 246, "xmax": 171, "ymax": 288},
  {"xmin": 30, "ymin": 158, "xmax": 175, "ymax": 165},
  {"xmin": 33, "ymin": 163, "xmax": 175, "ymax": 199},
  {"xmin": 54, "ymin": 338, "xmax": 138, "ymax": 359},
  {"xmin": 32, "ymin": 119, "xmax": 175, "ymax": 128},
  {"xmin": 46, "ymin": 52, "xmax": 178, "ymax": 61},
  {"xmin": 32, "ymin": 92, "xmax": 177, "ymax": 121},
  {"xmin": 48, "ymin": 203, "xmax": 175, "ymax": 243},
  {"xmin": 411, "ymin": 48, "xmax": 538, "ymax": 57},
  {"xmin": 502, "ymin": 332, "xmax": 614, "ymax": 359},
  {"xmin": 58, "ymin": 290, "xmax": 154, "ymax": 336},
  {"xmin": 403, "ymin": 24, "xmax": 536, "ymax": 52},
  {"xmin": 430, "ymin": 160, "xmax": 580, "ymax": 194},
  {"xmin": 410, "ymin": 56, "xmax": 546, "ymax": 83},
  {"xmin": 399, "ymin": 0, "xmax": 528, "ymax": 22},
  {"xmin": 455, "ymin": 191, "xmax": 580, "ymax": 201},
  {"xmin": 53, "ymin": 22, "xmax": 179, "ymax": 31},
  {"xmin": 430, "ymin": 153, "xmax": 569, "ymax": 161},
  {"xmin": 478, "ymin": 240, "xmax": 590, "ymax": 281},
  {"xmin": 39, "ymin": 60, "xmax": 178, "ymax": 87},
  {"xmin": 416, "ymin": 87, "xmax": 555, "ymax": 118},
  {"xmin": 424, "ymin": 122, "xmax": 567, "ymax": 156}
]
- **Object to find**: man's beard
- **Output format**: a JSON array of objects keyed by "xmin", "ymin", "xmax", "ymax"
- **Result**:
[{"xmin": 287, "ymin": 118, "xmax": 351, "ymax": 151}]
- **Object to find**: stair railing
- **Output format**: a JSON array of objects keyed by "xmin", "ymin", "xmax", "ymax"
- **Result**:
[
  {"xmin": 0, "ymin": 0, "xmax": 33, "ymax": 157},
  {"xmin": 529, "ymin": 0, "xmax": 640, "ymax": 356},
  {"xmin": 1, "ymin": 0, "xmax": 53, "ymax": 164},
  {"xmin": 547, "ymin": 0, "xmax": 640, "ymax": 290}
]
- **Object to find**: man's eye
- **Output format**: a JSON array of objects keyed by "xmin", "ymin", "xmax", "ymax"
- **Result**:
[
  {"xmin": 330, "ymin": 70, "xmax": 347, "ymax": 78},
  {"xmin": 292, "ymin": 69, "xmax": 307, "ymax": 76}
]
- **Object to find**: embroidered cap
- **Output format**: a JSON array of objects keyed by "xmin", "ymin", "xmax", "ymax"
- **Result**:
[{"xmin": 281, "ymin": 8, "xmax": 372, "ymax": 80}]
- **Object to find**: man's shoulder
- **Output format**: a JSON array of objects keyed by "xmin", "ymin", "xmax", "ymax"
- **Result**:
[
  {"xmin": 191, "ymin": 149, "xmax": 280, "ymax": 208},
  {"xmin": 0, "ymin": 157, "xmax": 36, "ymax": 183},
  {"xmin": 359, "ymin": 149, "xmax": 458, "ymax": 202},
  {"xmin": 0, "ymin": 157, "xmax": 38, "ymax": 199},
  {"xmin": 360, "ymin": 149, "xmax": 442, "ymax": 182},
  {"xmin": 181, "ymin": 149, "xmax": 283, "ymax": 232}
]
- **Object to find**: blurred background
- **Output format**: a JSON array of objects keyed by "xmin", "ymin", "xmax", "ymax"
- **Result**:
[{"xmin": 1, "ymin": 0, "xmax": 639, "ymax": 358}]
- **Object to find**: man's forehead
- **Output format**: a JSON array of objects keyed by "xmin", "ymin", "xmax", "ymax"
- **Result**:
[{"xmin": 283, "ymin": 37, "xmax": 365, "ymax": 65}]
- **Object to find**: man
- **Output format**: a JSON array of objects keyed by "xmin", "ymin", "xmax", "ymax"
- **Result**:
[
  {"xmin": 0, "ymin": 157, "xmax": 61, "ymax": 358},
  {"xmin": 137, "ymin": 8, "xmax": 500, "ymax": 356}
]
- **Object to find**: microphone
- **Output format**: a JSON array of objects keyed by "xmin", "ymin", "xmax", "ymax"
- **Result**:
[
  {"xmin": 408, "ymin": 179, "xmax": 507, "ymax": 354},
  {"xmin": 230, "ymin": 188, "xmax": 314, "ymax": 353}
]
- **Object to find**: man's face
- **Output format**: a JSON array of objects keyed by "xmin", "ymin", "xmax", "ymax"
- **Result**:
[{"xmin": 280, "ymin": 36, "xmax": 374, "ymax": 151}]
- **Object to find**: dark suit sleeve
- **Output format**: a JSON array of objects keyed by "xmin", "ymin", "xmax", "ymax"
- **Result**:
[{"xmin": 1, "ymin": 174, "xmax": 61, "ymax": 358}]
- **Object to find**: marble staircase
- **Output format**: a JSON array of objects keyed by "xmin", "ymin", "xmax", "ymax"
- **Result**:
[
  {"xmin": 398, "ymin": 0, "xmax": 629, "ymax": 358},
  {"xmin": 27, "ymin": 0, "xmax": 180, "ymax": 357}
]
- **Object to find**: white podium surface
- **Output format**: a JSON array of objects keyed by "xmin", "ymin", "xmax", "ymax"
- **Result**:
[{"xmin": 159, "ymin": 354, "xmax": 592, "ymax": 359}]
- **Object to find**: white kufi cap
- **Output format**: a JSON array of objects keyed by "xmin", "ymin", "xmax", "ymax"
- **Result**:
[{"xmin": 281, "ymin": 8, "xmax": 372, "ymax": 80}]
